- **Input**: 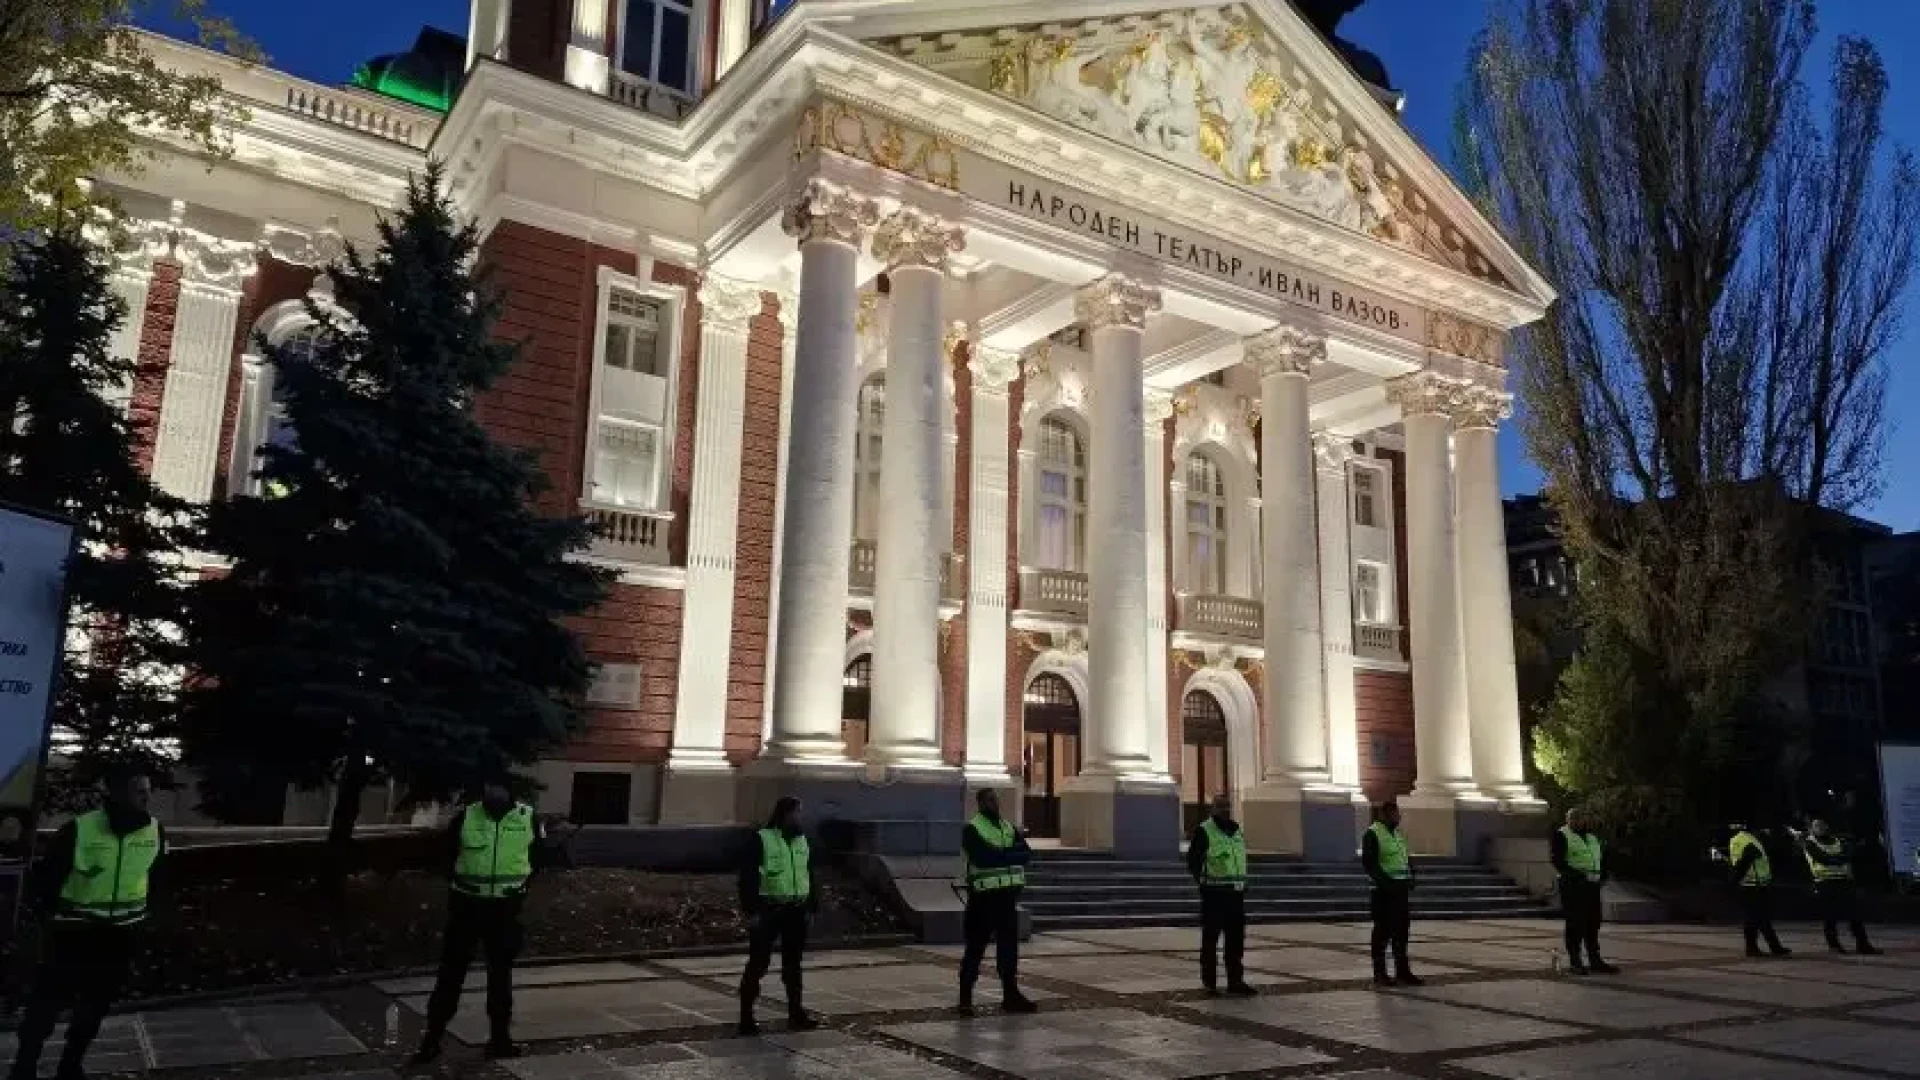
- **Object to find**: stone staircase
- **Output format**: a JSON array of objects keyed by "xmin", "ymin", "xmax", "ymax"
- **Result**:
[{"xmin": 1022, "ymin": 850, "xmax": 1552, "ymax": 931}]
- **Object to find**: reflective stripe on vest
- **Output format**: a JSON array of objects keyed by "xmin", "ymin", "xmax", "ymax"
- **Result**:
[
  {"xmin": 1560, "ymin": 827, "xmax": 1603, "ymax": 882},
  {"xmin": 1730, "ymin": 831, "xmax": 1772, "ymax": 886},
  {"xmin": 758, "ymin": 829, "xmax": 811, "ymax": 901},
  {"xmin": 1369, "ymin": 822, "xmax": 1410, "ymax": 880},
  {"xmin": 966, "ymin": 814, "xmax": 1025, "ymax": 892},
  {"xmin": 1200, "ymin": 818, "xmax": 1247, "ymax": 890},
  {"xmin": 57, "ymin": 811, "xmax": 161, "ymax": 925},
  {"xmin": 1805, "ymin": 836, "xmax": 1852, "ymax": 882},
  {"xmin": 451, "ymin": 804, "xmax": 534, "ymax": 898}
]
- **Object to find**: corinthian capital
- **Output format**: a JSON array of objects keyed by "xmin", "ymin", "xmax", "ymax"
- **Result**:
[
  {"xmin": 1452, "ymin": 384, "xmax": 1514, "ymax": 431},
  {"xmin": 697, "ymin": 274, "xmax": 764, "ymax": 333},
  {"xmin": 781, "ymin": 179, "xmax": 880, "ymax": 248},
  {"xmin": 970, "ymin": 345, "xmax": 1021, "ymax": 394},
  {"xmin": 1076, "ymin": 274, "xmax": 1161, "ymax": 331},
  {"xmin": 1385, "ymin": 370, "xmax": 1471, "ymax": 418},
  {"xmin": 1246, "ymin": 324, "xmax": 1325, "ymax": 378},
  {"xmin": 1312, "ymin": 431, "xmax": 1356, "ymax": 471},
  {"xmin": 1143, "ymin": 388, "xmax": 1176, "ymax": 427},
  {"xmin": 872, "ymin": 207, "xmax": 965, "ymax": 272}
]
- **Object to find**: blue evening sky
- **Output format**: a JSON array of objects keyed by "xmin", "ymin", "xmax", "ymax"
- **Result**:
[{"xmin": 152, "ymin": 0, "xmax": 1920, "ymax": 529}]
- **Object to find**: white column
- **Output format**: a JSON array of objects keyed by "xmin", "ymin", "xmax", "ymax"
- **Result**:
[
  {"xmin": 716, "ymin": 0, "xmax": 754, "ymax": 78},
  {"xmin": 867, "ymin": 209, "xmax": 965, "ymax": 769},
  {"xmin": 566, "ymin": 0, "xmax": 612, "ymax": 93},
  {"xmin": 667, "ymin": 276, "xmax": 765, "ymax": 775},
  {"xmin": 1387, "ymin": 373, "xmax": 1477, "ymax": 794},
  {"xmin": 151, "ymin": 267, "xmax": 249, "ymax": 503},
  {"xmin": 761, "ymin": 291, "xmax": 799, "ymax": 744},
  {"xmin": 1314, "ymin": 434, "xmax": 1362, "ymax": 791},
  {"xmin": 1455, "ymin": 387, "xmax": 1534, "ymax": 801},
  {"xmin": 963, "ymin": 345, "xmax": 1020, "ymax": 781},
  {"xmin": 104, "ymin": 265, "xmax": 152, "ymax": 412},
  {"xmin": 1142, "ymin": 388, "xmax": 1175, "ymax": 778},
  {"xmin": 1250, "ymin": 326, "xmax": 1330, "ymax": 787},
  {"xmin": 1079, "ymin": 274, "xmax": 1162, "ymax": 777},
  {"xmin": 764, "ymin": 180, "xmax": 878, "ymax": 764}
]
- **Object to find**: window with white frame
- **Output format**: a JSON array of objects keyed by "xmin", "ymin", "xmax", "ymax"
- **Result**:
[
  {"xmin": 619, "ymin": 0, "xmax": 696, "ymax": 95},
  {"xmin": 231, "ymin": 320, "xmax": 330, "ymax": 498},
  {"xmin": 587, "ymin": 277, "xmax": 680, "ymax": 512},
  {"xmin": 1354, "ymin": 561, "xmax": 1389, "ymax": 624},
  {"xmin": 1352, "ymin": 464, "xmax": 1382, "ymax": 528},
  {"xmin": 853, "ymin": 376, "xmax": 885, "ymax": 541},
  {"xmin": 1185, "ymin": 452, "xmax": 1229, "ymax": 595},
  {"xmin": 1037, "ymin": 414, "xmax": 1087, "ymax": 572},
  {"xmin": 752, "ymin": 0, "xmax": 794, "ymax": 34}
]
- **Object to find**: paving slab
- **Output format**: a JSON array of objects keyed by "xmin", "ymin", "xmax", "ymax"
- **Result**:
[
  {"xmin": 1578, "ymin": 937, "xmax": 1728, "ymax": 963},
  {"xmin": 883, "ymin": 1005, "xmax": 1330, "ymax": 1079},
  {"xmin": 1685, "ymin": 1016, "xmax": 1920, "ymax": 1075},
  {"xmin": 907, "ymin": 935, "xmax": 1120, "ymax": 960},
  {"xmin": 402, "ymin": 978, "xmax": 738, "ymax": 1044},
  {"xmin": 1716, "ymin": 956, "xmax": 1920, "ymax": 992},
  {"xmin": 756, "ymin": 962, "xmax": 1060, "ymax": 1015},
  {"xmin": 1179, "ymin": 989, "xmax": 1580, "ymax": 1053},
  {"xmin": 1245, "ymin": 922, "xmax": 1376, "ymax": 946},
  {"xmin": 1388, "ymin": 940, "xmax": 1558, "ymax": 972},
  {"xmin": 376, "ymin": 960, "xmax": 659, "ymax": 995},
  {"xmin": 654, "ymin": 949, "xmax": 916, "ymax": 977},
  {"xmin": 1240, "ymin": 945, "xmax": 1470, "ymax": 981},
  {"xmin": 1022, "ymin": 952, "xmax": 1294, "ymax": 994},
  {"xmin": 1, "ymin": 1002, "xmax": 365, "ymax": 1073},
  {"xmin": 1453, "ymin": 1036, "xmax": 1870, "ymax": 1079},
  {"xmin": 1860, "ymin": 1000, "xmax": 1920, "ymax": 1023},
  {"xmin": 1406, "ymin": 978, "xmax": 1751, "ymax": 1029},
  {"xmin": 504, "ymin": 1031, "xmax": 969, "ymax": 1080},
  {"xmin": 0, "ymin": 1017, "xmax": 143, "ymax": 1077},
  {"xmin": 1049, "ymin": 927, "xmax": 1207, "ymax": 952},
  {"xmin": 1412, "ymin": 921, "xmax": 1545, "ymax": 941},
  {"xmin": 1613, "ymin": 965, "xmax": 1907, "ymax": 1008}
]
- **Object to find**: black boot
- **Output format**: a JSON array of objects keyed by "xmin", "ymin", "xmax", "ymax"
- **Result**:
[
  {"xmin": 1394, "ymin": 969, "xmax": 1425, "ymax": 987},
  {"xmin": 9, "ymin": 1045, "xmax": 43, "ymax": 1080},
  {"xmin": 1001, "ymin": 986, "xmax": 1039, "ymax": 1014},
  {"xmin": 408, "ymin": 1026, "xmax": 445, "ymax": 1067},
  {"xmin": 484, "ymin": 1021, "xmax": 521, "ymax": 1061},
  {"xmin": 739, "ymin": 995, "xmax": 760, "ymax": 1037}
]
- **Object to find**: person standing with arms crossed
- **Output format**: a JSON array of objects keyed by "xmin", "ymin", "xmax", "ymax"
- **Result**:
[
  {"xmin": 9, "ymin": 770, "xmax": 163, "ymax": 1080},
  {"xmin": 1187, "ymin": 792, "xmax": 1257, "ymax": 996},
  {"xmin": 1551, "ymin": 807, "xmax": 1618, "ymax": 974},
  {"xmin": 1361, "ymin": 801, "xmax": 1421, "ymax": 987},
  {"xmin": 1803, "ymin": 818, "xmax": 1879, "ymax": 956},
  {"xmin": 737, "ymin": 796, "xmax": 821, "ymax": 1035},
  {"xmin": 1728, "ymin": 822, "xmax": 1791, "ymax": 959},
  {"xmin": 958, "ymin": 789, "xmax": 1038, "ymax": 1016}
]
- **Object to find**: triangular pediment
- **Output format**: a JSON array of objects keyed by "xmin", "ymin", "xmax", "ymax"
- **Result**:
[{"xmin": 849, "ymin": 1, "xmax": 1540, "ymax": 299}]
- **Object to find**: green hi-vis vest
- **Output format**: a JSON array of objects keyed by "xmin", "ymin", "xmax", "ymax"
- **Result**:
[
  {"xmin": 452, "ymin": 803, "xmax": 535, "ymax": 899},
  {"xmin": 1560, "ymin": 827, "xmax": 1603, "ymax": 883},
  {"xmin": 1369, "ymin": 821, "xmax": 1410, "ymax": 880},
  {"xmin": 965, "ymin": 813, "xmax": 1025, "ymax": 892},
  {"xmin": 757, "ymin": 828, "xmax": 811, "ymax": 902},
  {"xmin": 57, "ymin": 811, "xmax": 161, "ymax": 925},
  {"xmin": 1729, "ymin": 831, "xmax": 1772, "ymax": 887},
  {"xmin": 1805, "ymin": 836, "xmax": 1852, "ymax": 883},
  {"xmin": 1200, "ymin": 818, "xmax": 1248, "ymax": 890}
]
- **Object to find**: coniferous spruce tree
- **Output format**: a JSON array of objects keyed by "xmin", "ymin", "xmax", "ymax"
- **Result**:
[
  {"xmin": 0, "ymin": 223, "xmax": 187, "ymax": 803},
  {"xmin": 184, "ymin": 165, "xmax": 608, "ymax": 847}
]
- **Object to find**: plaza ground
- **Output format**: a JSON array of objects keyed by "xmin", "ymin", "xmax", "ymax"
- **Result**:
[{"xmin": 12, "ymin": 918, "xmax": 1920, "ymax": 1078}]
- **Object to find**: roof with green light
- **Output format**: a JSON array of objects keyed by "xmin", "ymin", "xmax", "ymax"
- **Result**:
[{"xmin": 350, "ymin": 27, "xmax": 464, "ymax": 113}]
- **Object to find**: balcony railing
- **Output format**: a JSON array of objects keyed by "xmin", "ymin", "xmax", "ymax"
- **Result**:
[
  {"xmin": 283, "ymin": 85, "xmax": 426, "ymax": 146},
  {"xmin": 584, "ymin": 502, "xmax": 672, "ymax": 566},
  {"xmin": 1354, "ymin": 621, "xmax": 1405, "ymax": 663},
  {"xmin": 1178, "ymin": 594, "xmax": 1264, "ymax": 644},
  {"xmin": 608, "ymin": 70, "xmax": 697, "ymax": 121},
  {"xmin": 1020, "ymin": 568, "xmax": 1089, "ymax": 620},
  {"xmin": 850, "ymin": 541, "xmax": 966, "ymax": 605}
]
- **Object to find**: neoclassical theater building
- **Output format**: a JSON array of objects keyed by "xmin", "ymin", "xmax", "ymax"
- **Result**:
[{"xmin": 105, "ymin": 0, "xmax": 1556, "ymax": 855}]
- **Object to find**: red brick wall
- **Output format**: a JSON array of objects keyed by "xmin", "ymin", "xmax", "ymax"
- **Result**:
[
  {"xmin": 725, "ymin": 292, "xmax": 785, "ymax": 760},
  {"xmin": 1356, "ymin": 669, "xmax": 1415, "ymax": 800},
  {"xmin": 940, "ymin": 342, "xmax": 972, "ymax": 766},
  {"xmin": 128, "ymin": 261, "xmax": 182, "ymax": 475},
  {"xmin": 568, "ymin": 582, "xmax": 685, "ymax": 763},
  {"xmin": 506, "ymin": 0, "xmax": 567, "ymax": 81}
]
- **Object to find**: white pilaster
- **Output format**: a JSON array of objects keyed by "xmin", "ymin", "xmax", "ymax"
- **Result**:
[
  {"xmin": 151, "ymin": 259, "xmax": 249, "ymax": 503},
  {"xmin": 1388, "ymin": 373, "xmax": 1477, "ymax": 795},
  {"xmin": 963, "ymin": 345, "xmax": 1020, "ymax": 782},
  {"xmin": 715, "ymin": 0, "xmax": 754, "ymax": 79},
  {"xmin": 1250, "ymin": 325, "xmax": 1330, "ymax": 787},
  {"xmin": 1454, "ymin": 388, "xmax": 1534, "ymax": 801},
  {"xmin": 666, "ymin": 276, "xmax": 764, "ymax": 785},
  {"xmin": 1078, "ymin": 273, "xmax": 1161, "ymax": 778},
  {"xmin": 762, "ymin": 180, "xmax": 878, "ymax": 766},
  {"xmin": 1142, "ymin": 388, "xmax": 1175, "ymax": 778},
  {"xmin": 1314, "ymin": 434, "xmax": 1361, "ymax": 791},
  {"xmin": 104, "ymin": 265, "xmax": 153, "ymax": 412},
  {"xmin": 867, "ymin": 209, "xmax": 965, "ymax": 770},
  {"xmin": 566, "ymin": 0, "xmax": 613, "ymax": 93},
  {"xmin": 761, "ymin": 291, "xmax": 799, "ymax": 744}
]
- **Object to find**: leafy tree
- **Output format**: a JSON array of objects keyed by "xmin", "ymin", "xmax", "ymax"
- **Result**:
[
  {"xmin": 1460, "ymin": 0, "xmax": 1919, "ymax": 846},
  {"xmin": 0, "ymin": 0, "xmax": 254, "ymax": 235},
  {"xmin": 0, "ymin": 222, "xmax": 187, "ymax": 803},
  {"xmin": 182, "ymin": 166, "xmax": 608, "ymax": 847}
]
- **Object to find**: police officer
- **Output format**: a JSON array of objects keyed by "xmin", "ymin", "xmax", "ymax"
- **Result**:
[
  {"xmin": 1728, "ymin": 822, "xmax": 1791, "ymax": 959},
  {"xmin": 1187, "ymin": 792, "xmax": 1257, "ymax": 996},
  {"xmin": 9, "ymin": 770, "xmax": 163, "ymax": 1080},
  {"xmin": 958, "ymin": 789, "xmax": 1037, "ymax": 1017},
  {"xmin": 1361, "ymin": 800, "xmax": 1421, "ymax": 987},
  {"xmin": 1803, "ymin": 818, "xmax": 1879, "ymax": 956},
  {"xmin": 738, "ymin": 796, "xmax": 820, "ymax": 1035},
  {"xmin": 1551, "ymin": 807, "xmax": 1617, "ymax": 974},
  {"xmin": 413, "ymin": 774, "xmax": 546, "ymax": 1064}
]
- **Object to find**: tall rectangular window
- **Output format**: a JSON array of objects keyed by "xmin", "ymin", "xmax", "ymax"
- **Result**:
[
  {"xmin": 620, "ymin": 0, "xmax": 696, "ymax": 94},
  {"xmin": 586, "ymin": 275, "xmax": 680, "ymax": 516},
  {"xmin": 1354, "ymin": 561, "xmax": 1386, "ymax": 624},
  {"xmin": 1352, "ymin": 466, "xmax": 1380, "ymax": 528}
]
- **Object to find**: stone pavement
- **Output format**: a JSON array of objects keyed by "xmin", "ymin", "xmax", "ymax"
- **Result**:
[{"xmin": 16, "ymin": 920, "xmax": 1920, "ymax": 1078}]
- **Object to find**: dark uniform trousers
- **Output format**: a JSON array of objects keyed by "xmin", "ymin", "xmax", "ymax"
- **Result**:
[
  {"xmin": 426, "ymin": 893, "xmax": 524, "ymax": 1032},
  {"xmin": 12, "ymin": 921, "xmax": 137, "ymax": 1075},
  {"xmin": 1816, "ymin": 881, "xmax": 1872, "ymax": 950},
  {"xmin": 1199, "ymin": 886, "xmax": 1246, "ymax": 990},
  {"xmin": 959, "ymin": 887, "xmax": 1022, "ymax": 996},
  {"xmin": 1370, "ymin": 882, "xmax": 1412, "ymax": 976},
  {"xmin": 1560, "ymin": 877, "xmax": 1603, "ymax": 963},
  {"xmin": 1740, "ymin": 885, "xmax": 1787, "ymax": 954},
  {"xmin": 740, "ymin": 904, "xmax": 809, "ymax": 1009}
]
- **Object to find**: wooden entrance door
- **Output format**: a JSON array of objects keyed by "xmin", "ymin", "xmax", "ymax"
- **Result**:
[
  {"xmin": 1021, "ymin": 673, "xmax": 1082, "ymax": 838},
  {"xmin": 1181, "ymin": 690, "xmax": 1230, "ymax": 833}
]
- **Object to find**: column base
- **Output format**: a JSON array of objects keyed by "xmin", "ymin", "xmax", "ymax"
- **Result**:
[
  {"xmin": 961, "ymin": 770, "xmax": 1020, "ymax": 822},
  {"xmin": 658, "ymin": 758, "xmax": 738, "ymax": 825},
  {"xmin": 737, "ymin": 758, "xmax": 967, "ymax": 855},
  {"xmin": 1059, "ymin": 774, "xmax": 1181, "ymax": 857},
  {"xmin": 1240, "ymin": 784, "xmax": 1363, "ymax": 860},
  {"xmin": 1453, "ymin": 792, "xmax": 1549, "ymax": 863}
]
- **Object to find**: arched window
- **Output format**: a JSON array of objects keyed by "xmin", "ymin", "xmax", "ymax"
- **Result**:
[
  {"xmin": 1181, "ymin": 690, "xmax": 1230, "ymax": 831},
  {"xmin": 853, "ymin": 376, "xmax": 885, "ymax": 541},
  {"xmin": 230, "ymin": 312, "xmax": 334, "ymax": 498},
  {"xmin": 1036, "ymin": 414, "xmax": 1086, "ymax": 572},
  {"xmin": 1185, "ymin": 452, "xmax": 1229, "ymax": 594}
]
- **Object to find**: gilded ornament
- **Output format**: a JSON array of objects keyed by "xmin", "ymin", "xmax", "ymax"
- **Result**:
[
  {"xmin": 1245, "ymin": 71, "xmax": 1285, "ymax": 120},
  {"xmin": 855, "ymin": 290, "xmax": 883, "ymax": 336},
  {"xmin": 793, "ymin": 100, "xmax": 959, "ymax": 191},
  {"xmin": 1290, "ymin": 138, "xmax": 1328, "ymax": 169}
]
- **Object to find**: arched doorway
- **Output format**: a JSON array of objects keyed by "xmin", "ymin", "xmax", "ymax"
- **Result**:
[
  {"xmin": 1181, "ymin": 690, "xmax": 1231, "ymax": 832},
  {"xmin": 842, "ymin": 656, "xmax": 871, "ymax": 759},
  {"xmin": 1022, "ymin": 673, "xmax": 1082, "ymax": 839}
]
